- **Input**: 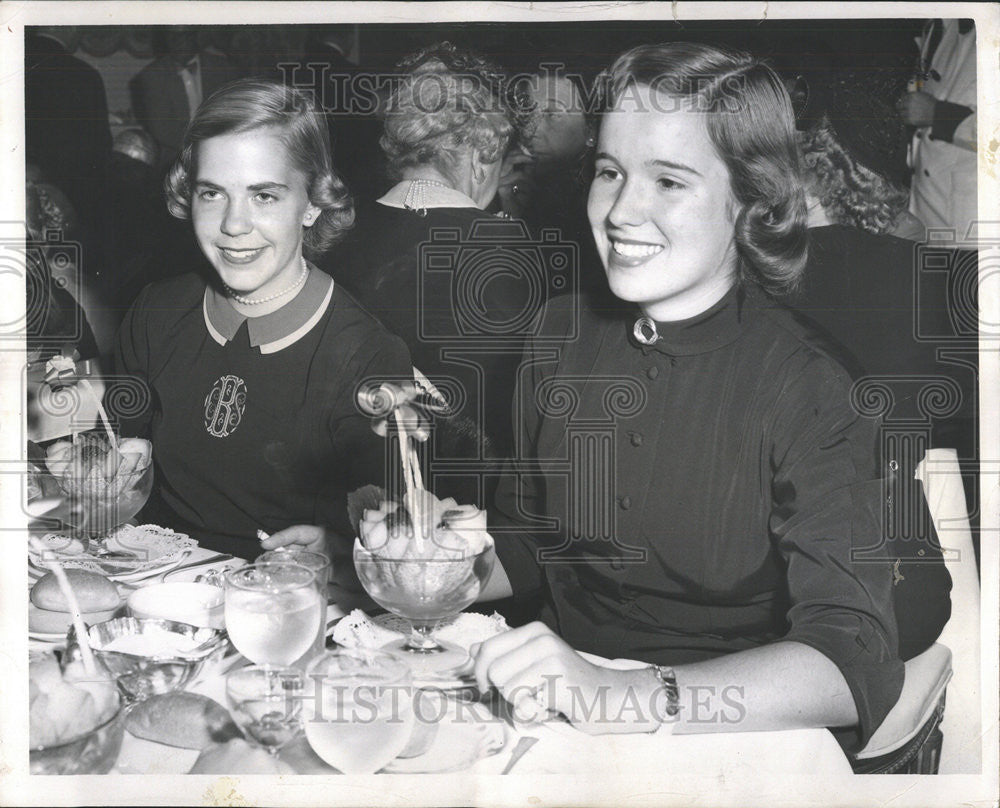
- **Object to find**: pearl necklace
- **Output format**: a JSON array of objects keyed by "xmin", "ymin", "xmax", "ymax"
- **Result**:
[
  {"xmin": 403, "ymin": 178, "xmax": 453, "ymax": 217},
  {"xmin": 224, "ymin": 257, "xmax": 309, "ymax": 305}
]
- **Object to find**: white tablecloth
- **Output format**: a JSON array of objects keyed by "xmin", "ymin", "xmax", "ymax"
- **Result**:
[{"xmin": 113, "ymin": 603, "xmax": 853, "ymax": 777}]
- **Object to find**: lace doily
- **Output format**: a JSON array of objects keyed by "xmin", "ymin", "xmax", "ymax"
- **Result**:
[
  {"xmin": 29, "ymin": 524, "xmax": 196, "ymax": 576},
  {"xmin": 331, "ymin": 609, "xmax": 509, "ymax": 652}
]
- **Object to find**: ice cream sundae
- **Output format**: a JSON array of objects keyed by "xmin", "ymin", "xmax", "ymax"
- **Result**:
[
  {"xmin": 350, "ymin": 381, "xmax": 495, "ymax": 673},
  {"xmin": 42, "ymin": 432, "xmax": 153, "ymax": 535}
]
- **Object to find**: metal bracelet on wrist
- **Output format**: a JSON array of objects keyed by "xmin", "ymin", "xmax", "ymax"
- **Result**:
[{"xmin": 650, "ymin": 664, "xmax": 680, "ymax": 719}]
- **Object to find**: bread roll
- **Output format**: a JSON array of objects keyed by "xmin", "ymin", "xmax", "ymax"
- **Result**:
[
  {"xmin": 191, "ymin": 738, "xmax": 296, "ymax": 774},
  {"xmin": 29, "ymin": 653, "xmax": 118, "ymax": 748},
  {"xmin": 28, "ymin": 602, "xmax": 119, "ymax": 635},
  {"xmin": 125, "ymin": 692, "xmax": 241, "ymax": 750},
  {"xmin": 31, "ymin": 569, "xmax": 121, "ymax": 612}
]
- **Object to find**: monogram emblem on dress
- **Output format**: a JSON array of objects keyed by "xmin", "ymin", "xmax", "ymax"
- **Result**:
[{"xmin": 204, "ymin": 374, "xmax": 247, "ymax": 438}]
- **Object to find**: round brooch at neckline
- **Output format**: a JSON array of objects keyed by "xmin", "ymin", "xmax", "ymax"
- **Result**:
[{"xmin": 633, "ymin": 316, "xmax": 662, "ymax": 346}]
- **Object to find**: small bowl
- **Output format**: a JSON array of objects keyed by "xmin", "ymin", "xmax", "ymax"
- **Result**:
[
  {"xmin": 353, "ymin": 543, "xmax": 496, "ymax": 623},
  {"xmin": 127, "ymin": 582, "xmax": 225, "ymax": 629},
  {"xmin": 30, "ymin": 696, "xmax": 125, "ymax": 775},
  {"xmin": 49, "ymin": 436, "xmax": 154, "ymax": 536},
  {"xmin": 67, "ymin": 617, "xmax": 228, "ymax": 701}
]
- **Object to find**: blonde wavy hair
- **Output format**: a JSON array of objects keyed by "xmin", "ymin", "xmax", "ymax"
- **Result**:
[
  {"xmin": 164, "ymin": 79, "xmax": 354, "ymax": 256},
  {"xmin": 798, "ymin": 116, "xmax": 910, "ymax": 236}
]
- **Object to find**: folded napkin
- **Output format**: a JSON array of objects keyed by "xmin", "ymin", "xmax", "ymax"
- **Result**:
[
  {"xmin": 331, "ymin": 609, "xmax": 509, "ymax": 652},
  {"xmin": 26, "ymin": 357, "xmax": 106, "ymax": 444}
]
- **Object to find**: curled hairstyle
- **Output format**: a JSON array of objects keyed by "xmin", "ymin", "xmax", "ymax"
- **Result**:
[
  {"xmin": 380, "ymin": 42, "xmax": 526, "ymax": 183},
  {"xmin": 595, "ymin": 42, "xmax": 809, "ymax": 294},
  {"xmin": 164, "ymin": 79, "xmax": 353, "ymax": 256},
  {"xmin": 799, "ymin": 117, "xmax": 910, "ymax": 236}
]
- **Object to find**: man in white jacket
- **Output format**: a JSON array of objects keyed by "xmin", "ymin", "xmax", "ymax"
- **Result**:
[{"xmin": 898, "ymin": 18, "xmax": 977, "ymax": 236}]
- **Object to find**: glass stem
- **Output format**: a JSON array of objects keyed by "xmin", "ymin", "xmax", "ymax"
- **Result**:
[{"xmin": 405, "ymin": 620, "xmax": 443, "ymax": 653}]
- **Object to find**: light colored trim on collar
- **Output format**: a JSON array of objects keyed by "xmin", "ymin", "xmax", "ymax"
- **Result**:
[
  {"xmin": 377, "ymin": 180, "xmax": 480, "ymax": 211},
  {"xmin": 258, "ymin": 274, "xmax": 335, "ymax": 354},
  {"xmin": 203, "ymin": 293, "xmax": 229, "ymax": 347},
  {"xmin": 202, "ymin": 270, "xmax": 334, "ymax": 352}
]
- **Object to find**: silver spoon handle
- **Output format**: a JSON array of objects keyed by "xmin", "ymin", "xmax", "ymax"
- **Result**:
[{"xmin": 159, "ymin": 552, "xmax": 234, "ymax": 581}]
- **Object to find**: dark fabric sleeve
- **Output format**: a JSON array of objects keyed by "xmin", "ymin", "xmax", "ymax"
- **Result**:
[
  {"xmin": 768, "ymin": 352, "xmax": 905, "ymax": 751},
  {"xmin": 109, "ymin": 284, "xmax": 155, "ymax": 438},
  {"xmin": 326, "ymin": 331, "xmax": 413, "ymax": 536},
  {"xmin": 488, "ymin": 330, "xmax": 550, "ymax": 599},
  {"xmin": 930, "ymin": 100, "xmax": 975, "ymax": 143}
]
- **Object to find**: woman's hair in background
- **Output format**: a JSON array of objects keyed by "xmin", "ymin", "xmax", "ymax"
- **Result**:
[
  {"xmin": 595, "ymin": 42, "xmax": 808, "ymax": 295},
  {"xmin": 798, "ymin": 116, "xmax": 910, "ymax": 236},
  {"xmin": 380, "ymin": 42, "xmax": 530, "ymax": 183},
  {"xmin": 25, "ymin": 172, "xmax": 78, "ymax": 240},
  {"xmin": 164, "ymin": 79, "xmax": 354, "ymax": 256}
]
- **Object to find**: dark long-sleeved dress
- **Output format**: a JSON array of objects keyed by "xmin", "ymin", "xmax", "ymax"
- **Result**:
[
  {"xmin": 113, "ymin": 268, "xmax": 412, "ymax": 557},
  {"xmin": 791, "ymin": 224, "xmax": 962, "ymax": 658},
  {"xmin": 492, "ymin": 283, "xmax": 904, "ymax": 750}
]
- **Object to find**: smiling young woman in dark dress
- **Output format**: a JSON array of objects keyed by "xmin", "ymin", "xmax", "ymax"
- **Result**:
[
  {"xmin": 113, "ymin": 80, "xmax": 411, "ymax": 559},
  {"xmin": 457, "ymin": 43, "xmax": 906, "ymax": 753}
]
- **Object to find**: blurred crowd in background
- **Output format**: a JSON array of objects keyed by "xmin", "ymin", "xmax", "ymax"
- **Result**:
[{"xmin": 24, "ymin": 20, "xmax": 980, "ymax": 529}]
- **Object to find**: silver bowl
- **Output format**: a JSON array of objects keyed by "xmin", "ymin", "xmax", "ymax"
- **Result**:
[
  {"xmin": 30, "ymin": 694, "xmax": 125, "ymax": 775},
  {"xmin": 67, "ymin": 617, "xmax": 228, "ymax": 701}
]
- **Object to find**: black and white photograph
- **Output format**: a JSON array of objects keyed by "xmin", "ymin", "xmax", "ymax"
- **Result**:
[{"xmin": 0, "ymin": 2, "xmax": 996, "ymax": 806}]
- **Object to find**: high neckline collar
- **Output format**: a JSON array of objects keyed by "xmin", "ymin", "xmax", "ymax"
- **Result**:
[
  {"xmin": 203, "ymin": 264, "xmax": 334, "ymax": 354},
  {"xmin": 627, "ymin": 283, "xmax": 748, "ymax": 356}
]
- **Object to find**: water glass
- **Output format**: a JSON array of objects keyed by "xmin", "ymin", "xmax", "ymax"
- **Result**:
[
  {"xmin": 224, "ymin": 562, "xmax": 321, "ymax": 667},
  {"xmin": 256, "ymin": 549, "xmax": 331, "ymax": 666},
  {"xmin": 303, "ymin": 648, "xmax": 414, "ymax": 774},
  {"xmin": 226, "ymin": 665, "xmax": 305, "ymax": 756}
]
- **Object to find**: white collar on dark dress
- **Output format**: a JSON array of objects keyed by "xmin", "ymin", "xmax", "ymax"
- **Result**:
[
  {"xmin": 202, "ymin": 266, "xmax": 334, "ymax": 354},
  {"xmin": 377, "ymin": 180, "xmax": 480, "ymax": 212}
]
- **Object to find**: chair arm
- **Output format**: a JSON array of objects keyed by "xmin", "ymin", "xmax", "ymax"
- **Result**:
[{"xmin": 855, "ymin": 643, "xmax": 952, "ymax": 759}]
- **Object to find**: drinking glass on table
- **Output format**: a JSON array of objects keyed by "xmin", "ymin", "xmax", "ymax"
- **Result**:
[
  {"xmin": 256, "ymin": 549, "xmax": 331, "ymax": 666},
  {"xmin": 303, "ymin": 648, "xmax": 414, "ymax": 774},
  {"xmin": 226, "ymin": 665, "xmax": 305, "ymax": 757},
  {"xmin": 224, "ymin": 562, "xmax": 322, "ymax": 667}
]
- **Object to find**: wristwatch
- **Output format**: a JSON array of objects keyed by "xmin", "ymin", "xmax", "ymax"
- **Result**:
[{"xmin": 650, "ymin": 664, "xmax": 681, "ymax": 720}]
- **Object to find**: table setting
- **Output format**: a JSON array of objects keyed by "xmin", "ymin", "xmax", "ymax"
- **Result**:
[
  {"xmin": 24, "ymin": 386, "xmax": 854, "ymax": 780},
  {"xmin": 24, "ymin": 412, "xmax": 520, "ymax": 776},
  {"xmin": 26, "ymin": 518, "xmax": 853, "ymax": 779}
]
